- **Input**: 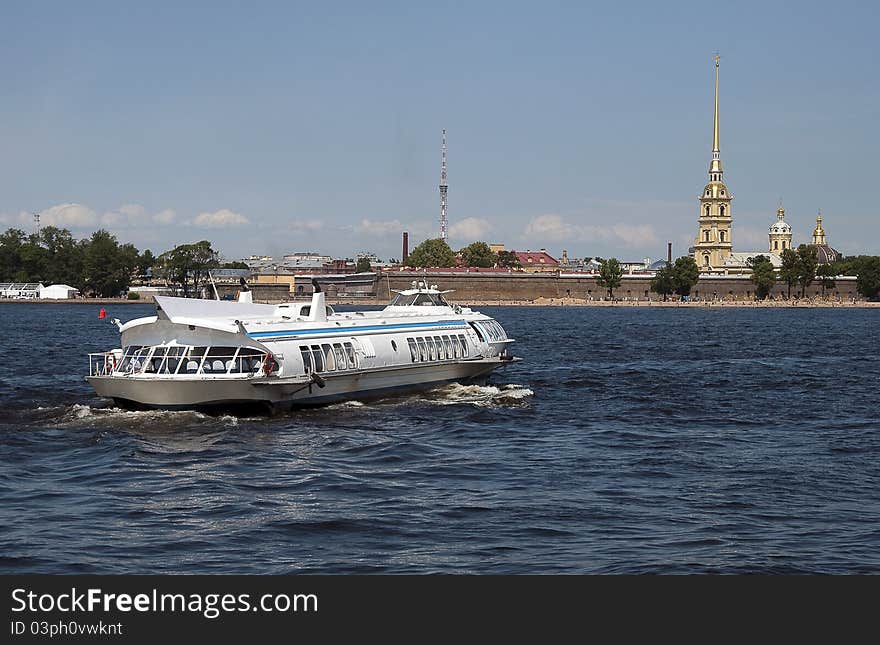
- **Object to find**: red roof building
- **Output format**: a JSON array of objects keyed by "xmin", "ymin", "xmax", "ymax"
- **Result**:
[{"xmin": 513, "ymin": 249, "xmax": 559, "ymax": 273}]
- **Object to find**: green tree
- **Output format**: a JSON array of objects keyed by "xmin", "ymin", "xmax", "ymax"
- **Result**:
[
  {"xmin": 157, "ymin": 241, "xmax": 220, "ymax": 297},
  {"xmin": 355, "ymin": 256, "xmax": 372, "ymax": 272},
  {"xmin": 854, "ymin": 256, "xmax": 880, "ymax": 299},
  {"xmin": 406, "ymin": 238, "xmax": 456, "ymax": 268},
  {"xmin": 649, "ymin": 263, "xmax": 675, "ymax": 301},
  {"xmin": 796, "ymin": 244, "xmax": 819, "ymax": 297},
  {"xmin": 138, "ymin": 249, "xmax": 156, "ymax": 277},
  {"xmin": 779, "ymin": 248, "xmax": 799, "ymax": 298},
  {"xmin": 0, "ymin": 228, "xmax": 27, "ymax": 281},
  {"xmin": 460, "ymin": 241, "xmax": 495, "ymax": 268},
  {"xmin": 82, "ymin": 229, "xmax": 136, "ymax": 297},
  {"xmin": 816, "ymin": 264, "xmax": 836, "ymax": 297},
  {"xmin": 595, "ymin": 257, "xmax": 623, "ymax": 299},
  {"xmin": 672, "ymin": 256, "xmax": 700, "ymax": 297},
  {"xmin": 221, "ymin": 260, "xmax": 249, "ymax": 270},
  {"xmin": 496, "ymin": 250, "xmax": 521, "ymax": 268},
  {"xmin": 18, "ymin": 233, "xmax": 49, "ymax": 282},
  {"xmin": 748, "ymin": 255, "xmax": 776, "ymax": 300}
]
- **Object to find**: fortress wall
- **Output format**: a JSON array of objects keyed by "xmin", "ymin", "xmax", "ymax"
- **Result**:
[{"xmin": 376, "ymin": 272, "xmax": 859, "ymax": 302}]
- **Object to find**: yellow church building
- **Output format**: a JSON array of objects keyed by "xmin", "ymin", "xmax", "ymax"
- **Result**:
[{"xmin": 692, "ymin": 57, "xmax": 840, "ymax": 273}]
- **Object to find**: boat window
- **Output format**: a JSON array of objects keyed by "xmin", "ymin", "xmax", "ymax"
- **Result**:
[
  {"xmin": 416, "ymin": 337, "xmax": 428, "ymax": 362},
  {"xmin": 130, "ymin": 347, "xmax": 152, "ymax": 373},
  {"xmin": 390, "ymin": 293, "xmax": 409, "ymax": 306},
  {"xmin": 180, "ymin": 346, "xmax": 204, "ymax": 373},
  {"xmin": 300, "ymin": 305, "xmax": 310, "ymax": 317},
  {"xmin": 443, "ymin": 335, "xmax": 455, "ymax": 359},
  {"xmin": 469, "ymin": 322, "xmax": 485, "ymax": 342},
  {"xmin": 434, "ymin": 336, "xmax": 445, "ymax": 360},
  {"xmin": 118, "ymin": 346, "xmax": 144, "ymax": 373},
  {"xmin": 407, "ymin": 338, "xmax": 418, "ymax": 362},
  {"xmin": 204, "ymin": 347, "xmax": 236, "ymax": 374},
  {"xmin": 159, "ymin": 346, "xmax": 186, "ymax": 374},
  {"xmin": 322, "ymin": 343, "xmax": 336, "ymax": 371},
  {"xmin": 413, "ymin": 293, "xmax": 436, "ymax": 306},
  {"xmin": 426, "ymin": 337, "xmax": 436, "ymax": 361},
  {"xmin": 310, "ymin": 345, "xmax": 324, "ymax": 372},
  {"xmin": 236, "ymin": 348, "xmax": 263, "ymax": 373},
  {"xmin": 300, "ymin": 346, "xmax": 313, "ymax": 373},
  {"xmin": 458, "ymin": 334, "xmax": 469, "ymax": 357},
  {"xmin": 333, "ymin": 343, "xmax": 347, "ymax": 370},
  {"xmin": 344, "ymin": 342, "xmax": 357, "ymax": 368}
]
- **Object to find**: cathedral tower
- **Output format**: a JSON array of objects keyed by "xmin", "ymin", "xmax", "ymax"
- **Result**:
[
  {"xmin": 769, "ymin": 204, "xmax": 793, "ymax": 253},
  {"xmin": 812, "ymin": 211, "xmax": 827, "ymax": 245},
  {"xmin": 693, "ymin": 55, "xmax": 733, "ymax": 271}
]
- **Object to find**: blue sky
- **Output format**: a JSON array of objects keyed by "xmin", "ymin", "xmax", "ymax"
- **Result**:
[{"xmin": 1, "ymin": 1, "xmax": 877, "ymax": 262}]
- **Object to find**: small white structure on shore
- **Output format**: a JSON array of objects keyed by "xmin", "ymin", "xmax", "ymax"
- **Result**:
[
  {"xmin": 0, "ymin": 282, "xmax": 44, "ymax": 299},
  {"xmin": 40, "ymin": 284, "xmax": 80, "ymax": 300}
]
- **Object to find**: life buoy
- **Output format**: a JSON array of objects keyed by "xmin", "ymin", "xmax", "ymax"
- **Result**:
[{"xmin": 262, "ymin": 353, "xmax": 276, "ymax": 376}]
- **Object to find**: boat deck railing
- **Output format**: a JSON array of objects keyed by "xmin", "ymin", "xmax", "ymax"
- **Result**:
[{"xmin": 88, "ymin": 350, "xmax": 277, "ymax": 378}]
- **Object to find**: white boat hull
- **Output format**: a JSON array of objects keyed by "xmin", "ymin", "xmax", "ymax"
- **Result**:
[{"xmin": 87, "ymin": 358, "xmax": 515, "ymax": 411}]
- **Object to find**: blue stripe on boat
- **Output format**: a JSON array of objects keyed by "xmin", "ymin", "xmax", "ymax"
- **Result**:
[{"xmin": 245, "ymin": 319, "xmax": 468, "ymax": 339}]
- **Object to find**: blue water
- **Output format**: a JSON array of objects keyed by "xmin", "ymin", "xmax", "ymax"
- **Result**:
[{"xmin": 0, "ymin": 303, "xmax": 877, "ymax": 573}]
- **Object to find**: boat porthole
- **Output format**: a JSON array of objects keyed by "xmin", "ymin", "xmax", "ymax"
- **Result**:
[{"xmin": 391, "ymin": 340, "xmax": 398, "ymax": 352}]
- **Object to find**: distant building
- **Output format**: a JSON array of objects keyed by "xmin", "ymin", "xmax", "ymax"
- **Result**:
[
  {"xmin": 40, "ymin": 284, "xmax": 79, "ymax": 299},
  {"xmin": 693, "ymin": 55, "xmax": 733, "ymax": 272},
  {"xmin": 810, "ymin": 212, "xmax": 840, "ymax": 264},
  {"xmin": 769, "ymin": 205, "xmax": 793, "ymax": 254},
  {"xmin": 513, "ymin": 249, "xmax": 559, "ymax": 273},
  {"xmin": 0, "ymin": 282, "xmax": 43, "ymax": 299}
]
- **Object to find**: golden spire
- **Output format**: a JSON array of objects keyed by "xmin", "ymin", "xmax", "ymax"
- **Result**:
[
  {"xmin": 713, "ymin": 54, "xmax": 720, "ymax": 153},
  {"xmin": 709, "ymin": 54, "xmax": 723, "ymax": 176}
]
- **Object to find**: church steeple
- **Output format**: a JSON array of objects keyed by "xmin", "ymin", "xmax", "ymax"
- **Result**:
[
  {"xmin": 694, "ymin": 54, "xmax": 733, "ymax": 272},
  {"xmin": 812, "ymin": 211, "xmax": 827, "ymax": 245},
  {"xmin": 709, "ymin": 54, "xmax": 723, "ymax": 178}
]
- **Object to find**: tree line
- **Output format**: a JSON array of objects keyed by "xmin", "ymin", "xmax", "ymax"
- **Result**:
[
  {"xmin": 748, "ymin": 244, "xmax": 880, "ymax": 300},
  {"xmin": 0, "ymin": 226, "xmax": 239, "ymax": 298},
  {"xmin": 404, "ymin": 239, "xmax": 522, "ymax": 269}
]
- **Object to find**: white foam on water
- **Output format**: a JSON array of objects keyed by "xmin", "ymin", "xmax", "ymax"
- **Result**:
[
  {"xmin": 325, "ymin": 400, "xmax": 366, "ymax": 410},
  {"xmin": 426, "ymin": 383, "xmax": 534, "ymax": 407}
]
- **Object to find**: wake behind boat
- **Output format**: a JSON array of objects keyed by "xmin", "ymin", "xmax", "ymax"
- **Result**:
[{"xmin": 86, "ymin": 280, "xmax": 520, "ymax": 412}]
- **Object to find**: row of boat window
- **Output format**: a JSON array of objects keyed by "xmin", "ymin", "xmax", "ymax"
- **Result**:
[
  {"xmin": 474, "ymin": 320, "xmax": 507, "ymax": 342},
  {"xmin": 407, "ymin": 334, "xmax": 469, "ymax": 363},
  {"xmin": 300, "ymin": 342, "xmax": 358, "ymax": 374},
  {"xmin": 118, "ymin": 345, "xmax": 265, "ymax": 375}
]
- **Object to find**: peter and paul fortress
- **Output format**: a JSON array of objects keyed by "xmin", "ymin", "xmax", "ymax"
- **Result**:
[{"xmin": 691, "ymin": 56, "xmax": 839, "ymax": 274}]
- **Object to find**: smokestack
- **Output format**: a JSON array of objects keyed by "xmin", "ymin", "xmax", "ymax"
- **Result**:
[
  {"xmin": 402, "ymin": 231, "xmax": 409, "ymax": 265},
  {"xmin": 667, "ymin": 242, "xmax": 672, "ymax": 264}
]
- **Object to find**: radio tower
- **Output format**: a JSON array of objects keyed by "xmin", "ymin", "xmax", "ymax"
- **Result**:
[
  {"xmin": 33, "ymin": 212, "xmax": 41, "ymax": 236},
  {"xmin": 439, "ymin": 129, "xmax": 448, "ymax": 240}
]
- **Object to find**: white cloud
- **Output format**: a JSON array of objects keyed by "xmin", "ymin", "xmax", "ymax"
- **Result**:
[
  {"xmin": 524, "ymin": 213, "xmax": 658, "ymax": 248},
  {"xmin": 354, "ymin": 218, "xmax": 405, "ymax": 236},
  {"xmin": 101, "ymin": 204, "xmax": 179, "ymax": 228},
  {"xmin": 289, "ymin": 219, "xmax": 324, "ymax": 232},
  {"xmin": 192, "ymin": 209, "xmax": 250, "ymax": 228},
  {"xmin": 448, "ymin": 217, "xmax": 491, "ymax": 241},
  {"xmin": 153, "ymin": 209, "xmax": 176, "ymax": 225},
  {"xmin": 25, "ymin": 203, "xmax": 98, "ymax": 229}
]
